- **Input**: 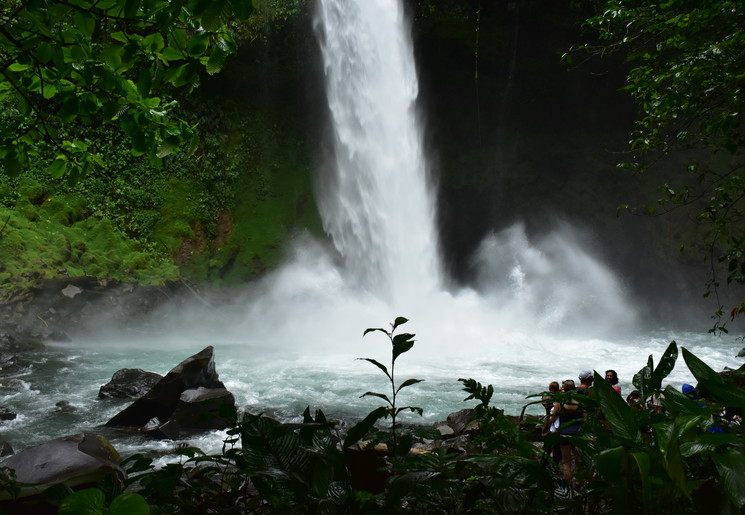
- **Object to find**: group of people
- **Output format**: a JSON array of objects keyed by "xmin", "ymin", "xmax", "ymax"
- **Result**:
[{"xmin": 539, "ymin": 369, "xmax": 622, "ymax": 487}]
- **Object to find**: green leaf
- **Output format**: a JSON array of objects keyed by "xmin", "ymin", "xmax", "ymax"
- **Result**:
[
  {"xmin": 392, "ymin": 317, "xmax": 409, "ymax": 330},
  {"xmin": 124, "ymin": 0, "xmax": 141, "ymax": 18},
  {"xmin": 594, "ymin": 371, "xmax": 639, "ymax": 441},
  {"xmin": 594, "ymin": 446, "xmax": 625, "ymax": 483},
  {"xmin": 35, "ymin": 42, "xmax": 54, "ymax": 63},
  {"xmin": 144, "ymin": 33, "xmax": 165, "ymax": 53},
  {"xmin": 360, "ymin": 391, "xmax": 391, "ymax": 404},
  {"xmin": 3, "ymin": 150, "xmax": 22, "ymax": 176},
  {"xmin": 682, "ymin": 347, "xmax": 724, "ymax": 386},
  {"xmin": 161, "ymin": 46, "xmax": 186, "ymax": 61},
  {"xmin": 681, "ymin": 432, "xmax": 737, "ymax": 457},
  {"xmin": 394, "ymin": 406, "xmax": 423, "ymax": 417},
  {"xmin": 59, "ymin": 488, "xmax": 105, "ymax": 515},
  {"xmin": 392, "ymin": 333, "xmax": 415, "ymax": 361},
  {"xmin": 187, "ymin": 31, "xmax": 210, "ymax": 57},
  {"xmin": 232, "ymin": 0, "xmax": 254, "ymax": 19},
  {"xmin": 633, "ymin": 355, "xmax": 654, "ymax": 399},
  {"xmin": 652, "ymin": 340, "xmax": 678, "ymax": 387},
  {"xmin": 396, "ymin": 378, "xmax": 423, "ymax": 394},
  {"xmin": 74, "ymin": 12, "xmax": 95, "ymax": 38},
  {"xmin": 652, "ymin": 421, "xmax": 688, "ymax": 496},
  {"xmin": 630, "ymin": 451, "xmax": 652, "ymax": 506},
  {"xmin": 206, "ymin": 45, "xmax": 228, "ymax": 75},
  {"xmin": 343, "ymin": 406, "xmax": 388, "ymax": 448},
  {"xmin": 46, "ymin": 158, "xmax": 68, "ymax": 178},
  {"xmin": 363, "ymin": 327, "xmax": 388, "ymax": 337},
  {"xmin": 110, "ymin": 31, "xmax": 128, "ymax": 43},
  {"xmin": 660, "ymin": 385, "xmax": 707, "ymax": 415},
  {"xmin": 155, "ymin": 138, "xmax": 178, "ymax": 158},
  {"xmin": 199, "ymin": 0, "xmax": 230, "ymax": 31},
  {"xmin": 7, "ymin": 63, "xmax": 30, "ymax": 72},
  {"xmin": 358, "ymin": 358, "xmax": 390, "ymax": 379},
  {"xmin": 697, "ymin": 380, "xmax": 745, "ymax": 407},
  {"xmin": 108, "ymin": 493, "xmax": 149, "ymax": 515},
  {"xmin": 42, "ymin": 83, "xmax": 58, "ymax": 99},
  {"xmin": 713, "ymin": 451, "xmax": 745, "ymax": 509}
]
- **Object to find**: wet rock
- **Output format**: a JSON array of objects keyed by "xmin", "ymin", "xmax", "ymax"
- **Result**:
[
  {"xmin": 5, "ymin": 379, "xmax": 29, "ymax": 391},
  {"xmin": 0, "ymin": 407, "xmax": 16, "ymax": 421},
  {"xmin": 55, "ymin": 400, "xmax": 74, "ymax": 411},
  {"xmin": 0, "ymin": 277, "xmax": 194, "ymax": 344},
  {"xmin": 143, "ymin": 418, "xmax": 180, "ymax": 440},
  {"xmin": 106, "ymin": 346, "xmax": 236, "ymax": 438},
  {"xmin": 444, "ymin": 408, "xmax": 479, "ymax": 436},
  {"xmin": 0, "ymin": 354, "xmax": 24, "ymax": 376},
  {"xmin": 60, "ymin": 284, "xmax": 82, "ymax": 299},
  {"xmin": 0, "ymin": 433, "xmax": 124, "ymax": 500},
  {"xmin": 0, "ymin": 441, "xmax": 12, "ymax": 457},
  {"xmin": 98, "ymin": 368, "xmax": 163, "ymax": 399},
  {"xmin": 169, "ymin": 387, "xmax": 236, "ymax": 429},
  {"xmin": 434, "ymin": 421, "xmax": 455, "ymax": 437}
]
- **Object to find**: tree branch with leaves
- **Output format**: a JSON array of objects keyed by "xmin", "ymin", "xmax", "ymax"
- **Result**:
[{"xmin": 0, "ymin": 0, "xmax": 254, "ymax": 181}]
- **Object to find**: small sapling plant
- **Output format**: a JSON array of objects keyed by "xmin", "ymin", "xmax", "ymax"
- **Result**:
[{"xmin": 343, "ymin": 316, "xmax": 424, "ymax": 455}]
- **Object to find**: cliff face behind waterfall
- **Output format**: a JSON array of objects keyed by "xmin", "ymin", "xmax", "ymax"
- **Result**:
[{"xmin": 0, "ymin": 1, "xmax": 732, "ymax": 330}]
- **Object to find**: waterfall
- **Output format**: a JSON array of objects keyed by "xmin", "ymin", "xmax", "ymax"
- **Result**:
[
  {"xmin": 223, "ymin": 0, "xmax": 639, "ymax": 357},
  {"xmin": 314, "ymin": 0, "xmax": 442, "ymax": 305}
]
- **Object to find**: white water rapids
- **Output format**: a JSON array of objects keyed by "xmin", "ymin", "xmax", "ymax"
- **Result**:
[{"xmin": 0, "ymin": 0, "xmax": 742, "ymax": 457}]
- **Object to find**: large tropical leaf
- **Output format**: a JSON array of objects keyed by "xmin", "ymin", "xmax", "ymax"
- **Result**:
[
  {"xmin": 240, "ymin": 414, "xmax": 309, "ymax": 479},
  {"xmin": 661, "ymin": 385, "xmax": 707, "ymax": 416},
  {"xmin": 594, "ymin": 371, "xmax": 640, "ymax": 442},
  {"xmin": 633, "ymin": 355, "xmax": 654, "ymax": 399},
  {"xmin": 58, "ymin": 488, "xmax": 105, "ymax": 515},
  {"xmin": 343, "ymin": 406, "xmax": 389, "ymax": 448},
  {"xmin": 712, "ymin": 451, "xmax": 745, "ymax": 509},
  {"xmin": 652, "ymin": 340, "xmax": 678, "ymax": 387},
  {"xmin": 682, "ymin": 347, "xmax": 725, "ymax": 386}
]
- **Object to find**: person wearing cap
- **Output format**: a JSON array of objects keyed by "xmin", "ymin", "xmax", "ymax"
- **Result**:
[{"xmin": 578, "ymin": 370, "xmax": 593, "ymax": 389}]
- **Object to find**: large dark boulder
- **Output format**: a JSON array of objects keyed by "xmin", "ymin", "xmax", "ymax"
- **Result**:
[
  {"xmin": 0, "ymin": 333, "xmax": 37, "ymax": 376},
  {"xmin": 106, "ymin": 346, "xmax": 236, "ymax": 438},
  {"xmin": 170, "ymin": 387, "xmax": 236, "ymax": 429},
  {"xmin": 0, "ymin": 433, "xmax": 123, "ymax": 500},
  {"xmin": 98, "ymin": 368, "xmax": 163, "ymax": 399}
]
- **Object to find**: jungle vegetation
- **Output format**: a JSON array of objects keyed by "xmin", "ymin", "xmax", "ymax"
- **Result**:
[{"xmin": 1, "ymin": 0, "xmax": 745, "ymax": 512}]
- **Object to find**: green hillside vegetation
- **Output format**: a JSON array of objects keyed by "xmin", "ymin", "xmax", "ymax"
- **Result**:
[{"xmin": 0, "ymin": 95, "xmax": 320, "ymax": 298}]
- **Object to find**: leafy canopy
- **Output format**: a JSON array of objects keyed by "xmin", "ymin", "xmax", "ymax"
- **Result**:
[{"xmin": 0, "ymin": 0, "xmax": 253, "ymax": 181}]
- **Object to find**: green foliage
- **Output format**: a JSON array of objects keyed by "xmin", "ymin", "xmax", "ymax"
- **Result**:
[
  {"xmin": 0, "ymin": 89, "xmax": 320, "ymax": 296},
  {"xmin": 559, "ymin": 345, "xmax": 745, "ymax": 514},
  {"xmin": 58, "ymin": 488, "xmax": 149, "ymax": 515},
  {"xmin": 349, "ymin": 317, "xmax": 424, "ymax": 455},
  {"xmin": 0, "ymin": 0, "xmax": 254, "ymax": 180},
  {"xmin": 633, "ymin": 339, "xmax": 678, "ymax": 402}
]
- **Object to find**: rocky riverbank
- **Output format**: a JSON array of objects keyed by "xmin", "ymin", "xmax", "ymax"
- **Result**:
[
  {"xmin": 0, "ymin": 277, "xmax": 196, "ymax": 344},
  {"xmin": 0, "ymin": 333, "xmax": 542, "ymax": 507}
]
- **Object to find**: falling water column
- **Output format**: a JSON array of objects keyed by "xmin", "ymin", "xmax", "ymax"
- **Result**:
[{"xmin": 315, "ymin": 0, "xmax": 442, "ymax": 306}]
